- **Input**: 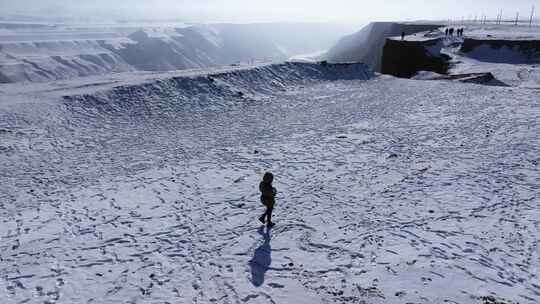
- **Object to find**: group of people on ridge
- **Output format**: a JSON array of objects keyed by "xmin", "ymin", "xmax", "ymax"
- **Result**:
[{"xmin": 445, "ymin": 27, "xmax": 464, "ymax": 37}]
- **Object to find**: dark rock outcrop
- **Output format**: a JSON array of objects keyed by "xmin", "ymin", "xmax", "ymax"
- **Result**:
[
  {"xmin": 415, "ymin": 72, "xmax": 508, "ymax": 86},
  {"xmin": 325, "ymin": 22, "xmax": 443, "ymax": 72},
  {"xmin": 381, "ymin": 38, "xmax": 450, "ymax": 78},
  {"xmin": 446, "ymin": 72, "xmax": 507, "ymax": 86}
]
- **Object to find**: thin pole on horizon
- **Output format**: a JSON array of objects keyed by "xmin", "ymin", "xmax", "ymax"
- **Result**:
[
  {"xmin": 530, "ymin": 5, "xmax": 535, "ymax": 27},
  {"xmin": 515, "ymin": 12, "xmax": 519, "ymax": 26}
]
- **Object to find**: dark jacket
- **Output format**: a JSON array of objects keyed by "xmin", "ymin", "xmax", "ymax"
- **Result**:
[
  {"xmin": 259, "ymin": 173, "xmax": 276, "ymax": 206},
  {"xmin": 259, "ymin": 172, "xmax": 277, "ymax": 208},
  {"xmin": 259, "ymin": 172, "xmax": 277, "ymax": 207}
]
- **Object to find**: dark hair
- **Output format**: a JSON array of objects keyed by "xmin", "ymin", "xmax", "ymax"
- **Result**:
[{"xmin": 263, "ymin": 172, "xmax": 274, "ymax": 183}]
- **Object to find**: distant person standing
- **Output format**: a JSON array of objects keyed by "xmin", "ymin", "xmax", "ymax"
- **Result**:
[
  {"xmin": 401, "ymin": 32, "xmax": 405, "ymax": 40},
  {"xmin": 258, "ymin": 172, "xmax": 277, "ymax": 228},
  {"xmin": 449, "ymin": 28, "xmax": 454, "ymax": 36},
  {"xmin": 445, "ymin": 28, "xmax": 449, "ymax": 36}
]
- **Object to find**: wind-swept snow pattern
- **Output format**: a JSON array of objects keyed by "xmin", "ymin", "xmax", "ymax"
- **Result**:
[{"xmin": 1, "ymin": 62, "xmax": 539, "ymax": 304}]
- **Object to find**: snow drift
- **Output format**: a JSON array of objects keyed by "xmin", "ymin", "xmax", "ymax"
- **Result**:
[
  {"xmin": 325, "ymin": 22, "xmax": 442, "ymax": 71},
  {"xmin": 460, "ymin": 38, "xmax": 540, "ymax": 64},
  {"xmin": 63, "ymin": 62, "xmax": 375, "ymax": 120}
]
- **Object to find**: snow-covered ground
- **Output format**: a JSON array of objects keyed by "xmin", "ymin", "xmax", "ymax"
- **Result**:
[
  {"xmin": 458, "ymin": 25, "xmax": 540, "ymax": 41},
  {"xmin": 1, "ymin": 62, "xmax": 539, "ymax": 304},
  {"xmin": 447, "ymin": 52, "xmax": 540, "ymax": 88},
  {"xmin": 398, "ymin": 24, "xmax": 540, "ymax": 41},
  {"xmin": 439, "ymin": 34, "xmax": 540, "ymax": 88}
]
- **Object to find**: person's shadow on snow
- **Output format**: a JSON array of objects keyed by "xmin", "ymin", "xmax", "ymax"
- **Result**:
[{"xmin": 249, "ymin": 226, "xmax": 272, "ymax": 287}]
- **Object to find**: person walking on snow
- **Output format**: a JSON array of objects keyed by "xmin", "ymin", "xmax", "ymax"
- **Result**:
[{"xmin": 258, "ymin": 172, "xmax": 277, "ymax": 228}]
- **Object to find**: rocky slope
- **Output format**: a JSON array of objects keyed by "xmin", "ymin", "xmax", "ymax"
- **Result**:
[{"xmin": 0, "ymin": 23, "xmax": 350, "ymax": 83}]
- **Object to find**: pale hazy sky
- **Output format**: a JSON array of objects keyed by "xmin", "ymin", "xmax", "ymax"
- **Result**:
[{"xmin": 1, "ymin": 0, "xmax": 538, "ymax": 23}]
